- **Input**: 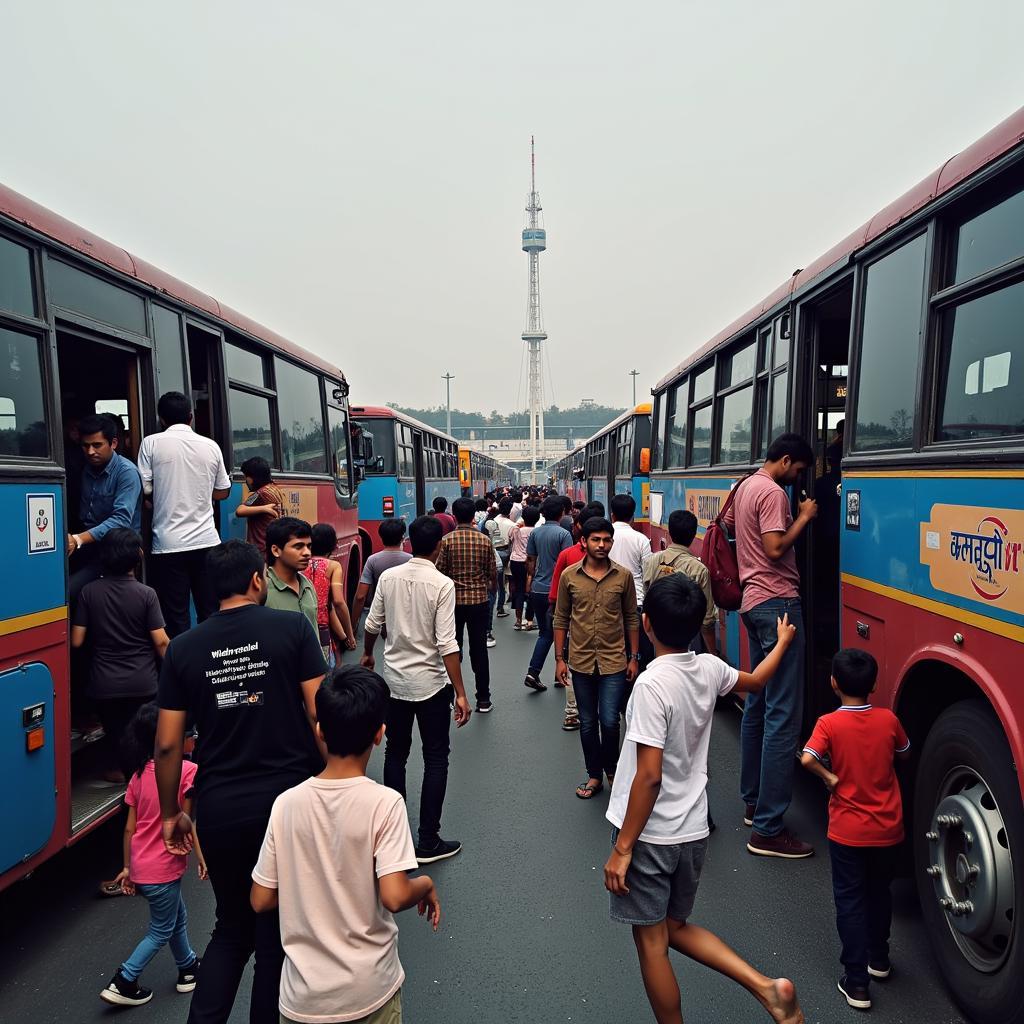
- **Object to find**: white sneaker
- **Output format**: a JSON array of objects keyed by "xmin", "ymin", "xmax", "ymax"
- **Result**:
[{"xmin": 486, "ymin": 634, "xmax": 496, "ymax": 648}]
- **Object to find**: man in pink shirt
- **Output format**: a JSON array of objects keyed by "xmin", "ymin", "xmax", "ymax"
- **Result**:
[{"xmin": 723, "ymin": 433, "xmax": 817, "ymax": 859}]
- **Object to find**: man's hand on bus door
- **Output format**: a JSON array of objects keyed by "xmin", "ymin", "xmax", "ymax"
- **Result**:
[
  {"xmin": 797, "ymin": 494, "xmax": 818, "ymax": 523},
  {"xmin": 162, "ymin": 811, "xmax": 195, "ymax": 856}
]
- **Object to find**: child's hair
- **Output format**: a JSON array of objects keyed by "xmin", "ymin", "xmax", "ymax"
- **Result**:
[
  {"xmin": 123, "ymin": 701, "xmax": 160, "ymax": 779},
  {"xmin": 99, "ymin": 527, "xmax": 144, "ymax": 575},
  {"xmin": 643, "ymin": 574, "xmax": 706, "ymax": 649},
  {"xmin": 310, "ymin": 522, "xmax": 337, "ymax": 557},
  {"xmin": 521, "ymin": 505, "xmax": 541, "ymax": 526},
  {"xmin": 831, "ymin": 648, "xmax": 878, "ymax": 698},
  {"xmin": 315, "ymin": 665, "xmax": 390, "ymax": 757},
  {"xmin": 240, "ymin": 455, "xmax": 273, "ymax": 488}
]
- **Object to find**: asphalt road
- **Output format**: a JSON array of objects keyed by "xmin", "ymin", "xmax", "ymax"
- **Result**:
[{"xmin": 1, "ymin": 610, "xmax": 968, "ymax": 1024}]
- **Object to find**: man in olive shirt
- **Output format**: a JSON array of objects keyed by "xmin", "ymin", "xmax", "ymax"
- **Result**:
[
  {"xmin": 265, "ymin": 517, "xmax": 318, "ymax": 633},
  {"xmin": 553, "ymin": 516, "xmax": 639, "ymax": 801}
]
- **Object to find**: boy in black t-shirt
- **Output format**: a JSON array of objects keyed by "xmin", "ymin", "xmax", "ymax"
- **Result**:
[{"xmin": 155, "ymin": 540, "xmax": 327, "ymax": 1024}]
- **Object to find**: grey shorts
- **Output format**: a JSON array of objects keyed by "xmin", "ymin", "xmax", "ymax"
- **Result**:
[{"xmin": 609, "ymin": 828, "xmax": 708, "ymax": 926}]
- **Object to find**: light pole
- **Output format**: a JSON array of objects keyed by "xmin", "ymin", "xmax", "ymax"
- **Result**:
[
  {"xmin": 442, "ymin": 372, "xmax": 455, "ymax": 437},
  {"xmin": 630, "ymin": 369, "xmax": 639, "ymax": 406}
]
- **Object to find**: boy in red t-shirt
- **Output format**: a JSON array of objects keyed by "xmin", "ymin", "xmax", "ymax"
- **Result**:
[{"xmin": 801, "ymin": 649, "xmax": 910, "ymax": 1011}]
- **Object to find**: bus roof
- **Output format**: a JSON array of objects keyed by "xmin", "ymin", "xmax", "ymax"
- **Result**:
[
  {"xmin": 0, "ymin": 182, "xmax": 348, "ymax": 383},
  {"xmin": 350, "ymin": 404, "xmax": 457, "ymax": 443},
  {"xmin": 654, "ymin": 104, "xmax": 1024, "ymax": 392},
  {"xmin": 586, "ymin": 402, "xmax": 653, "ymax": 445}
]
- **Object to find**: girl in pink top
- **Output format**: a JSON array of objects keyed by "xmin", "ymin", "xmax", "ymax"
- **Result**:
[{"xmin": 100, "ymin": 703, "xmax": 207, "ymax": 1008}]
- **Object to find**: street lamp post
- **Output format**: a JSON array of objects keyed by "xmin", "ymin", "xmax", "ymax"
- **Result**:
[
  {"xmin": 442, "ymin": 372, "xmax": 455, "ymax": 437},
  {"xmin": 630, "ymin": 369, "xmax": 639, "ymax": 406}
]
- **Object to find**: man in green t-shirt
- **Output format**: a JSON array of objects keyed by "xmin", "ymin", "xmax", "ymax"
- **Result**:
[{"xmin": 265, "ymin": 517, "xmax": 318, "ymax": 634}]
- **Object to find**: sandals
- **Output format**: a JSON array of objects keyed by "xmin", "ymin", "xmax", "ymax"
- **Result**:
[
  {"xmin": 98, "ymin": 878, "xmax": 125, "ymax": 897},
  {"xmin": 575, "ymin": 780, "xmax": 604, "ymax": 800}
]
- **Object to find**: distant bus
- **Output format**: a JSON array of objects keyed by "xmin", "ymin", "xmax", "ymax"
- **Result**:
[
  {"xmin": 0, "ymin": 182, "xmax": 360, "ymax": 892},
  {"xmin": 350, "ymin": 406, "xmax": 461, "ymax": 554},
  {"xmin": 548, "ymin": 444, "xmax": 587, "ymax": 501},
  {"xmin": 582, "ymin": 403, "xmax": 652, "ymax": 527},
  {"xmin": 458, "ymin": 446, "xmax": 516, "ymax": 497}
]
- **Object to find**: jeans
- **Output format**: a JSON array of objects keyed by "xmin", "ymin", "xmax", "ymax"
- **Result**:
[
  {"xmin": 454, "ymin": 602, "xmax": 490, "ymax": 703},
  {"xmin": 150, "ymin": 547, "xmax": 218, "ymax": 639},
  {"xmin": 383, "ymin": 686, "xmax": 453, "ymax": 850},
  {"xmin": 572, "ymin": 669, "xmax": 628, "ymax": 780},
  {"xmin": 739, "ymin": 597, "xmax": 805, "ymax": 837},
  {"xmin": 509, "ymin": 561, "xmax": 534, "ymax": 620},
  {"xmin": 495, "ymin": 551, "xmax": 509, "ymax": 610},
  {"xmin": 121, "ymin": 879, "xmax": 196, "ymax": 981},
  {"xmin": 527, "ymin": 595, "xmax": 554, "ymax": 676},
  {"xmin": 829, "ymin": 841, "xmax": 896, "ymax": 987},
  {"xmin": 187, "ymin": 819, "xmax": 284, "ymax": 1024}
]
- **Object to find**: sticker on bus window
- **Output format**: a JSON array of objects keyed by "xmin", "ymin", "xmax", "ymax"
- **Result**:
[
  {"xmin": 27, "ymin": 493, "xmax": 56, "ymax": 554},
  {"xmin": 845, "ymin": 489, "xmax": 861, "ymax": 531}
]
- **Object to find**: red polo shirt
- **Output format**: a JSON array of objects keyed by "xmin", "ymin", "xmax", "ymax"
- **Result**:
[{"xmin": 549, "ymin": 541, "xmax": 585, "ymax": 601}]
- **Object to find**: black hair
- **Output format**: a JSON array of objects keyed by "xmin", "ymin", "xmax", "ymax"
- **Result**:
[
  {"xmin": 541, "ymin": 496, "xmax": 563, "ymax": 522},
  {"xmin": 573, "ymin": 500, "xmax": 585, "ymax": 511},
  {"xmin": 522, "ymin": 506, "xmax": 541, "ymax": 526},
  {"xmin": 315, "ymin": 665, "xmax": 390, "ymax": 757},
  {"xmin": 452, "ymin": 496, "xmax": 476, "ymax": 524},
  {"xmin": 576, "ymin": 507, "xmax": 599, "ymax": 531},
  {"xmin": 581, "ymin": 515, "xmax": 613, "ymax": 539},
  {"xmin": 378, "ymin": 518, "xmax": 407, "ymax": 547},
  {"xmin": 766, "ymin": 432, "xmax": 815, "ymax": 466},
  {"xmin": 431, "ymin": 496, "xmax": 448, "ymax": 513},
  {"xmin": 475, "ymin": 498, "xmax": 488, "ymax": 511},
  {"xmin": 266, "ymin": 516, "xmax": 311, "ymax": 563},
  {"xmin": 240, "ymin": 455, "xmax": 273, "ymax": 489},
  {"xmin": 79, "ymin": 413, "xmax": 116, "ymax": 443},
  {"xmin": 409, "ymin": 514, "xmax": 443, "ymax": 556},
  {"xmin": 99, "ymin": 527, "xmax": 143, "ymax": 575},
  {"xmin": 123, "ymin": 701, "xmax": 161, "ymax": 779},
  {"xmin": 498, "ymin": 498, "xmax": 513, "ymax": 516},
  {"xmin": 157, "ymin": 391, "xmax": 192, "ymax": 426},
  {"xmin": 831, "ymin": 648, "xmax": 878, "ymax": 698},
  {"xmin": 585, "ymin": 500, "xmax": 606, "ymax": 518},
  {"xmin": 561, "ymin": 496, "xmax": 573, "ymax": 514},
  {"xmin": 644, "ymin": 574, "xmax": 705, "ymax": 649},
  {"xmin": 207, "ymin": 540, "xmax": 265, "ymax": 600},
  {"xmin": 610, "ymin": 493, "xmax": 636, "ymax": 521},
  {"xmin": 668, "ymin": 509, "xmax": 698, "ymax": 547},
  {"xmin": 310, "ymin": 522, "xmax": 337, "ymax": 557}
]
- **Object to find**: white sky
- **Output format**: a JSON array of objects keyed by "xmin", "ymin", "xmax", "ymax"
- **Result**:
[{"xmin": 4, "ymin": 2, "xmax": 1023, "ymax": 412}]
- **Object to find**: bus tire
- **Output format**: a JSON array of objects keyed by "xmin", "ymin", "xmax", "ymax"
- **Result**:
[{"xmin": 913, "ymin": 700, "xmax": 1023, "ymax": 1024}]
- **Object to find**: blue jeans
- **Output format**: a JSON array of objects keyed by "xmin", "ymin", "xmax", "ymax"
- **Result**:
[
  {"xmin": 739, "ymin": 597, "xmax": 805, "ymax": 837},
  {"xmin": 121, "ymin": 879, "xmax": 196, "ymax": 981},
  {"xmin": 572, "ymin": 669, "xmax": 628, "ymax": 780},
  {"xmin": 527, "ymin": 595, "xmax": 554, "ymax": 676}
]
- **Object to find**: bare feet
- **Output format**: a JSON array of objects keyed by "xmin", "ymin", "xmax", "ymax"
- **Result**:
[{"xmin": 762, "ymin": 978, "xmax": 803, "ymax": 1024}]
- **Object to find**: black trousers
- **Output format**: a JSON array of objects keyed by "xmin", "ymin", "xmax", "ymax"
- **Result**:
[
  {"xmin": 187, "ymin": 818, "xmax": 283, "ymax": 1024},
  {"xmin": 454, "ymin": 601, "xmax": 490, "ymax": 703},
  {"xmin": 150, "ymin": 548, "xmax": 218, "ymax": 638},
  {"xmin": 508, "ymin": 560, "xmax": 534, "ymax": 620},
  {"xmin": 95, "ymin": 695, "xmax": 151, "ymax": 775},
  {"xmin": 829, "ymin": 840, "xmax": 896, "ymax": 987},
  {"xmin": 383, "ymin": 686, "xmax": 453, "ymax": 850}
]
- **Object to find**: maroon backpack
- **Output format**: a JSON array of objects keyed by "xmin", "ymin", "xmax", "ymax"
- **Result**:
[{"xmin": 700, "ymin": 478, "xmax": 750, "ymax": 612}]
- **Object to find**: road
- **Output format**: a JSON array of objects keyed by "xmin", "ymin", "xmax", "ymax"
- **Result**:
[{"xmin": 1, "ymin": 609, "xmax": 967, "ymax": 1024}]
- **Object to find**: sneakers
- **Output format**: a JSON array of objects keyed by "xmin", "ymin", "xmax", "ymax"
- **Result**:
[
  {"xmin": 868, "ymin": 961, "xmax": 891, "ymax": 980},
  {"xmin": 562, "ymin": 712, "xmax": 580, "ymax": 731},
  {"xmin": 743, "ymin": 803, "xmax": 756, "ymax": 826},
  {"xmin": 486, "ymin": 633, "xmax": 496, "ymax": 648},
  {"xmin": 837, "ymin": 974, "xmax": 871, "ymax": 1010},
  {"xmin": 496, "ymin": 608, "xmax": 510, "ymax": 618},
  {"xmin": 524, "ymin": 671, "xmax": 547, "ymax": 692},
  {"xmin": 746, "ymin": 829, "xmax": 814, "ymax": 859},
  {"xmin": 100, "ymin": 971, "xmax": 153, "ymax": 1006},
  {"xmin": 476, "ymin": 701, "xmax": 493, "ymax": 713},
  {"xmin": 176, "ymin": 957, "xmax": 200, "ymax": 993},
  {"xmin": 415, "ymin": 838, "xmax": 462, "ymax": 864}
]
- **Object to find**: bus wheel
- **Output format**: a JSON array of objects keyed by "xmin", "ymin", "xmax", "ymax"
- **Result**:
[{"xmin": 914, "ymin": 700, "xmax": 1022, "ymax": 1024}]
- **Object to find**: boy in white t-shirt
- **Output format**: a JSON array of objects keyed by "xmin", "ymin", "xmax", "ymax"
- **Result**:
[
  {"xmin": 251, "ymin": 666, "xmax": 440, "ymax": 1024},
  {"xmin": 604, "ymin": 574, "xmax": 805, "ymax": 1024}
]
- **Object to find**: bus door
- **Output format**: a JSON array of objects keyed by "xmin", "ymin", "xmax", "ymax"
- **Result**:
[
  {"xmin": 412, "ymin": 430, "xmax": 426, "ymax": 515},
  {"xmin": 185, "ymin": 320, "xmax": 227, "ymax": 456},
  {"xmin": 794, "ymin": 279, "xmax": 854, "ymax": 726}
]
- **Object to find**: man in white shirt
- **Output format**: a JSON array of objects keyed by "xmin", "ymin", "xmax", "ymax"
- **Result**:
[
  {"xmin": 362, "ymin": 514, "xmax": 472, "ymax": 864},
  {"xmin": 609, "ymin": 492, "xmax": 654, "ymax": 667},
  {"xmin": 485, "ymin": 497, "xmax": 517, "ymax": 618},
  {"xmin": 137, "ymin": 391, "xmax": 231, "ymax": 637}
]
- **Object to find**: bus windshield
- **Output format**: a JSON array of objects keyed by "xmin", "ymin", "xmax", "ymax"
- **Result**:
[{"xmin": 352, "ymin": 418, "xmax": 396, "ymax": 475}]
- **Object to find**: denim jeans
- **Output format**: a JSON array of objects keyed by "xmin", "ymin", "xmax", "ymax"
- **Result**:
[
  {"xmin": 829, "ymin": 841, "xmax": 896, "ymax": 987},
  {"xmin": 120, "ymin": 879, "xmax": 196, "ymax": 981},
  {"xmin": 572, "ymin": 669, "xmax": 628, "ymax": 780},
  {"xmin": 739, "ymin": 597, "xmax": 805, "ymax": 837},
  {"xmin": 527, "ymin": 595, "xmax": 554, "ymax": 676}
]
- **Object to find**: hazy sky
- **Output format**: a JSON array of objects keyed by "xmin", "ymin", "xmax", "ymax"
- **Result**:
[{"xmin": 4, "ymin": 2, "xmax": 1023, "ymax": 413}]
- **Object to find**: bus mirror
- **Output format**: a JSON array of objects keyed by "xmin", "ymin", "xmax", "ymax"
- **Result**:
[
  {"xmin": 639, "ymin": 447, "xmax": 651, "ymax": 473},
  {"xmin": 375, "ymin": 455, "xmax": 385, "ymax": 470}
]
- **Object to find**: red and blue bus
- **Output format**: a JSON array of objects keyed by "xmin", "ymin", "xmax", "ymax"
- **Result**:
[
  {"xmin": 548, "ymin": 443, "xmax": 587, "ymax": 502},
  {"xmin": 581, "ymin": 403, "xmax": 652, "ymax": 528},
  {"xmin": 647, "ymin": 107, "xmax": 1024, "ymax": 1021},
  {"xmin": 458, "ymin": 445, "xmax": 517, "ymax": 497},
  {"xmin": 350, "ymin": 406, "xmax": 461, "ymax": 555},
  {"xmin": 0, "ymin": 183, "xmax": 361, "ymax": 892}
]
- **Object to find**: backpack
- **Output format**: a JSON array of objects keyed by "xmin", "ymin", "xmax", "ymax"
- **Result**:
[{"xmin": 700, "ymin": 478, "xmax": 749, "ymax": 612}]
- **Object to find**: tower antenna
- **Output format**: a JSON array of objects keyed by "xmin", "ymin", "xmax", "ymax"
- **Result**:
[{"xmin": 521, "ymin": 137, "xmax": 548, "ymax": 483}]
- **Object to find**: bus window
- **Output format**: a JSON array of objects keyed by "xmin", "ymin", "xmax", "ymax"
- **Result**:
[
  {"xmin": 276, "ymin": 358, "xmax": 326, "ymax": 474},
  {"xmin": 152, "ymin": 305, "xmax": 186, "ymax": 398},
  {"xmin": 0, "ymin": 235, "xmax": 36, "ymax": 316},
  {"xmin": 228, "ymin": 390, "xmax": 274, "ymax": 466},
  {"xmin": 327, "ymin": 404, "xmax": 352, "ymax": 500},
  {"xmin": 0, "ymin": 328, "xmax": 47, "ymax": 457}
]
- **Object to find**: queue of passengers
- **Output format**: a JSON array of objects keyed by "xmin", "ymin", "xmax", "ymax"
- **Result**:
[{"xmin": 76, "ymin": 397, "xmax": 908, "ymax": 1021}]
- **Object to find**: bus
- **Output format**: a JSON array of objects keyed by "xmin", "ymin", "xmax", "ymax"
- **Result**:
[
  {"xmin": 646, "ymin": 107, "xmax": 1024, "ymax": 1022},
  {"xmin": 458, "ymin": 446, "xmax": 517, "ymax": 496},
  {"xmin": 0, "ymin": 182, "xmax": 361, "ymax": 892},
  {"xmin": 582, "ymin": 403, "xmax": 652, "ymax": 526},
  {"xmin": 349, "ymin": 405, "xmax": 461, "ymax": 554},
  {"xmin": 548, "ymin": 443, "xmax": 587, "ymax": 501}
]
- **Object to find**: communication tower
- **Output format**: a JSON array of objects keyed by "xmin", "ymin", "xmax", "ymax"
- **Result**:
[{"xmin": 521, "ymin": 136, "xmax": 547, "ymax": 483}]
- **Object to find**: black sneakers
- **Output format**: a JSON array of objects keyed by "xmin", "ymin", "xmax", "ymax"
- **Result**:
[
  {"xmin": 747, "ymin": 829, "xmax": 814, "ymax": 858},
  {"xmin": 524, "ymin": 671, "xmax": 547, "ymax": 692},
  {"xmin": 838, "ymin": 974, "xmax": 871, "ymax": 1010},
  {"xmin": 100, "ymin": 971, "xmax": 153, "ymax": 1006},
  {"xmin": 743, "ymin": 803, "xmax": 756, "ymax": 826},
  {"xmin": 415, "ymin": 838, "xmax": 462, "ymax": 864},
  {"xmin": 476, "ymin": 701, "xmax": 493, "ymax": 713},
  {"xmin": 177, "ymin": 956, "xmax": 201, "ymax": 993},
  {"xmin": 868, "ymin": 960, "xmax": 891, "ymax": 980}
]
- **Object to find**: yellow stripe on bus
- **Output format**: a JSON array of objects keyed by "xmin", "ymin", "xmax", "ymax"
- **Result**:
[
  {"xmin": 840, "ymin": 574, "xmax": 1024, "ymax": 644},
  {"xmin": 0, "ymin": 606, "xmax": 68, "ymax": 637}
]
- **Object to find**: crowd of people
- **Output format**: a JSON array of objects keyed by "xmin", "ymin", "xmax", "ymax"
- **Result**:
[{"xmin": 70, "ymin": 394, "xmax": 909, "ymax": 1022}]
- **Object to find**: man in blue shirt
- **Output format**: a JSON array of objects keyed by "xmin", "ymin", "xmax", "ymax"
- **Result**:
[
  {"xmin": 524, "ymin": 495, "xmax": 572, "ymax": 690},
  {"xmin": 68, "ymin": 413, "xmax": 143, "ymax": 605}
]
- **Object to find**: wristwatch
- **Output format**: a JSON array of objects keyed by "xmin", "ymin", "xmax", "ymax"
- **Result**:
[{"xmin": 629, "ymin": 653, "xmax": 641, "ymax": 661}]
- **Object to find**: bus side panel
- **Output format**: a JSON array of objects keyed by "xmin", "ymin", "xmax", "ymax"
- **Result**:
[
  {"xmin": 426, "ymin": 480, "xmax": 461, "ymax": 512},
  {"xmin": 590, "ymin": 478, "xmax": 608, "ymax": 512},
  {"xmin": 356, "ymin": 476, "xmax": 401, "ymax": 554},
  {"xmin": 222, "ymin": 482, "xmax": 248, "ymax": 542}
]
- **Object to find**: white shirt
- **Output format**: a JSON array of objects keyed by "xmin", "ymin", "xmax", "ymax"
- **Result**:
[
  {"xmin": 364, "ymin": 557, "xmax": 460, "ymax": 701},
  {"xmin": 509, "ymin": 502, "xmax": 523, "ymax": 523},
  {"xmin": 607, "ymin": 652, "xmax": 738, "ymax": 844},
  {"xmin": 486, "ymin": 514, "xmax": 516, "ymax": 550},
  {"xmin": 137, "ymin": 424, "xmax": 231, "ymax": 554},
  {"xmin": 609, "ymin": 519, "xmax": 653, "ymax": 605}
]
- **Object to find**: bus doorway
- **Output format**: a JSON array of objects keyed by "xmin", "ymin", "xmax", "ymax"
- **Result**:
[
  {"xmin": 186, "ymin": 321, "xmax": 226, "ymax": 453},
  {"xmin": 412, "ymin": 430, "xmax": 426, "ymax": 515},
  {"xmin": 796, "ymin": 279, "xmax": 853, "ymax": 726}
]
